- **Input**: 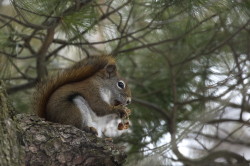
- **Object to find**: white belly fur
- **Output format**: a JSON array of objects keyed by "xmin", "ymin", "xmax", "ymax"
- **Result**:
[{"xmin": 73, "ymin": 96, "xmax": 126, "ymax": 137}]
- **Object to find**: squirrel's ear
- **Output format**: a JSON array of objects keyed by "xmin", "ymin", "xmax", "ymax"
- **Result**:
[{"xmin": 105, "ymin": 64, "xmax": 117, "ymax": 78}]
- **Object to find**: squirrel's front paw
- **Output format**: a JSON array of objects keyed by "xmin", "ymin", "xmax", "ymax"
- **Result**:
[{"xmin": 113, "ymin": 105, "xmax": 131, "ymax": 118}]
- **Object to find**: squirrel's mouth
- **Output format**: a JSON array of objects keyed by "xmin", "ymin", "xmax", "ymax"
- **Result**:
[{"xmin": 114, "ymin": 100, "xmax": 122, "ymax": 106}]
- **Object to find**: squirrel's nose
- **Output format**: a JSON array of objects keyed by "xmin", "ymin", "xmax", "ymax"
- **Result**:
[{"xmin": 126, "ymin": 97, "xmax": 131, "ymax": 105}]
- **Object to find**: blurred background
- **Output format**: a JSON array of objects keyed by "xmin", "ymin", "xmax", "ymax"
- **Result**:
[{"xmin": 1, "ymin": 0, "xmax": 250, "ymax": 165}]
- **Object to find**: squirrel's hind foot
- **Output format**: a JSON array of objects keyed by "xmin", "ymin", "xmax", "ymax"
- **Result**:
[{"xmin": 83, "ymin": 126, "xmax": 98, "ymax": 136}]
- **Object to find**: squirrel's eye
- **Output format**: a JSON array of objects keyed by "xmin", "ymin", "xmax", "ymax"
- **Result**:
[{"xmin": 117, "ymin": 81, "xmax": 125, "ymax": 89}]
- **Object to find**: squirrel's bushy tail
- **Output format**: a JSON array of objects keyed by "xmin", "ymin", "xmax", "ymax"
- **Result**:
[{"xmin": 33, "ymin": 56, "xmax": 116, "ymax": 118}]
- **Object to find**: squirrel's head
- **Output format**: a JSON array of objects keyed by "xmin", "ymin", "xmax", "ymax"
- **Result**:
[{"xmin": 97, "ymin": 63, "xmax": 131, "ymax": 107}]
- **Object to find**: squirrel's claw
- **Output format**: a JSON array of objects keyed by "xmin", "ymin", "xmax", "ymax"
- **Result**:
[{"xmin": 125, "ymin": 108, "xmax": 131, "ymax": 116}]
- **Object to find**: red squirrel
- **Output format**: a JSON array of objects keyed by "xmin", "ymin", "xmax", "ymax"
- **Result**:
[{"xmin": 34, "ymin": 56, "xmax": 131, "ymax": 137}]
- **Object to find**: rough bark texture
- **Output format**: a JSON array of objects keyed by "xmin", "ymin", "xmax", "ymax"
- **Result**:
[
  {"xmin": 0, "ymin": 82, "xmax": 127, "ymax": 166},
  {"xmin": 16, "ymin": 114, "xmax": 127, "ymax": 166},
  {"xmin": 0, "ymin": 81, "xmax": 25, "ymax": 166}
]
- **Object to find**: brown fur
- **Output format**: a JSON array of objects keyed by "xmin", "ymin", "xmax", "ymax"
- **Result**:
[
  {"xmin": 34, "ymin": 56, "xmax": 116, "ymax": 118},
  {"xmin": 33, "ymin": 56, "xmax": 131, "ymax": 131}
]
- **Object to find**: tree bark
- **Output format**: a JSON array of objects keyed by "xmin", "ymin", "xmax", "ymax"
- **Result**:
[
  {"xmin": 0, "ymin": 81, "xmax": 25, "ymax": 166},
  {"xmin": 0, "ymin": 81, "xmax": 127, "ymax": 166}
]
